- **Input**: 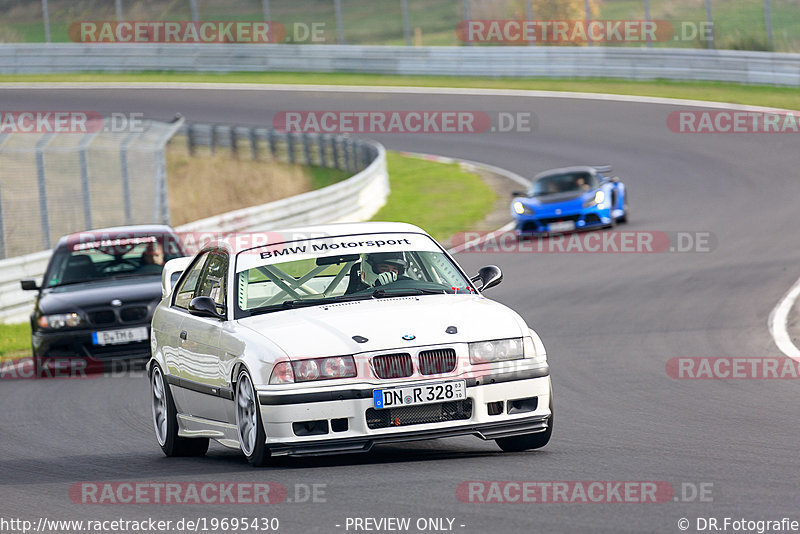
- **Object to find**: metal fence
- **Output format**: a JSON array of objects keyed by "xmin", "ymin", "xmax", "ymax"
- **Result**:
[
  {"xmin": 0, "ymin": 116, "xmax": 183, "ymax": 259},
  {"xmin": 182, "ymin": 122, "xmax": 375, "ymax": 174},
  {"xmin": 9, "ymin": 0, "xmax": 799, "ymax": 52}
]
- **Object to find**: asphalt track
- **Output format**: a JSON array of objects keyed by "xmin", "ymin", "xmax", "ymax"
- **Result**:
[{"xmin": 1, "ymin": 86, "xmax": 800, "ymax": 534}]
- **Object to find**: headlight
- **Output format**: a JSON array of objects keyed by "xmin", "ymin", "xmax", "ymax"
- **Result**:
[
  {"xmin": 583, "ymin": 190, "xmax": 605, "ymax": 208},
  {"xmin": 37, "ymin": 313, "xmax": 82, "ymax": 329},
  {"xmin": 513, "ymin": 201, "xmax": 533, "ymax": 215},
  {"xmin": 469, "ymin": 338, "xmax": 525, "ymax": 364},
  {"xmin": 269, "ymin": 356, "xmax": 357, "ymax": 384}
]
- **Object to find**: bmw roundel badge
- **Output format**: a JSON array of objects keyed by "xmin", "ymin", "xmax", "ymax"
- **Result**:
[{"xmin": 402, "ymin": 334, "xmax": 416, "ymax": 341}]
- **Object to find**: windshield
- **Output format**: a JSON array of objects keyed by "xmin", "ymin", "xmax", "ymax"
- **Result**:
[
  {"xmin": 530, "ymin": 172, "xmax": 597, "ymax": 196},
  {"xmin": 44, "ymin": 234, "xmax": 183, "ymax": 288},
  {"xmin": 235, "ymin": 233, "xmax": 473, "ymax": 316}
]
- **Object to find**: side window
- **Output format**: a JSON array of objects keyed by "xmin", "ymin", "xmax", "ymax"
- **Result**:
[
  {"xmin": 173, "ymin": 253, "xmax": 209, "ymax": 310},
  {"xmin": 196, "ymin": 252, "xmax": 228, "ymax": 312}
]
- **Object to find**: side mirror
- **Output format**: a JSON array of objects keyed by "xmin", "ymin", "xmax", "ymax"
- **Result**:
[
  {"xmin": 189, "ymin": 296, "xmax": 225, "ymax": 320},
  {"xmin": 20, "ymin": 279, "xmax": 39, "ymax": 291},
  {"xmin": 470, "ymin": 265, "xmax": 503, "ymax": 291}
]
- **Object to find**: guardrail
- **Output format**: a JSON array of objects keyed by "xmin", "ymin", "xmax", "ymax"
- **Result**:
[
  {"xmin": 176, "ymin": 123, "xmax": 388, "ymax": 238},
  {"xmin": 1, "ymin": 44, "xmax": 799, "ymax": 86},
  {"xmin": 0, "ymin": 121, "xmax": 388, "ymax": 324}
]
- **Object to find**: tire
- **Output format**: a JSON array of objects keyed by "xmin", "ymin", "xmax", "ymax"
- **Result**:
[
  {"xmin": 496, "ymin": 403, "xmax": 553, "ymax": 453},
  {"xmin": 151, "ymin": 364, "xmax": 209, "ymax": 457},
  {"xmin": 618, "ymin": 189, "xmax": 629, "ymax": 224},
  {"xmin": 235, "ymin": 369, "xmax": 271, "ymax": 467}
]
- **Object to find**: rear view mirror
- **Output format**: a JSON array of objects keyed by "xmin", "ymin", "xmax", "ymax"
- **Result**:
[
  {"xmin": 20, "ymin": 279, "xmax": 39, "ymax": 291},
  {"xmin": 316, "ymin": 254, "xmax": 360, "ymax": 266},
  {"xmin": 471, "ymin": 265, "xmax": 503, "ymax": 291}
]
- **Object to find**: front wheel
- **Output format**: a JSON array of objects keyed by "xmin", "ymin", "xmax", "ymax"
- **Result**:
[
  {"xmin": 235, "ymin": 369, "xmax": 271, "ymax": 467},
  {"xmin": 151, "ymin": 364, "xmax": 209, "ymax": 457}
]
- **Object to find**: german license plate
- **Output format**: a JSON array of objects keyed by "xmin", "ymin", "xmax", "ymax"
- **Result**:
[
  {"xmin": 92, "ymin": 327, "xmax": 148, "ymax": 346},
  {"xmin": 373, "ymin": 380, "xmax": 466, "ymax": 409},
  {"xmin": 548, "ymin": 220, "xmax": 576, "ymax": 233}
]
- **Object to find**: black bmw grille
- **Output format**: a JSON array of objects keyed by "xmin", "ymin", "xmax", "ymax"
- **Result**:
[
  {"xmin": 120, "ymin": 306, "xmax": 148, "ymax": 322},
  {"xmin": 88, "ymin": 310, "xmax": 116, "ymax": 325},
  {"xmin": 372, "ymin": 353, "xmax": 413, "ymax": 379},
  {"xmin": 366, "ymin": 399, "xmax": 473, "ymax": 430},
  {"xmin": 419, "ymin": 348, "xmax": 457, "ymax": 375}
]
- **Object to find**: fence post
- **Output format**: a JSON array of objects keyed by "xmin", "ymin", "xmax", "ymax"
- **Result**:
[
  {"xmin": 249, "ymin": 128, "xmax": 258, "ymax": 160},
  {"xmin": 643, "ymin": 0, "xmax": 652, "ymax": 48},
  {"xmin": 189, "ymin": 0, "xmax": 199, "ymax": 22},
  {"xmin": 0, "ymin": 178, "xmax": 5, "ymax": 259},
  {"xmin": 401, "ymin": 0, "xmax": 411, "ymax": 46},
  {"xmin": 343, "ymin": 138, "xmax": 352, "ymax": 172},
  {"xmin": 35, "ymin": 133, "xmax": 54, "ymax": 249},
  {"xmin": 268, "ymin": 129, "xmax": 277, "ymax": 158},
  {"xmin": 229, "ymin": 126, "xmax": 238, "ymax": 158},
  {"xmin": 210, "ymin": 124, "xmax": 217, "ymax": 155},
  {"xmin": 462, "ymin": 0, "xmax": 471, "ymax": 46},
  {"xmin": 286, "ymin": 133, "xmax": 295, "ymax": 164},
  {"xmin": 262, "ymin": 0, "xmax": 271, "ymax": 21},
  {"xmin": 41, "ymin": 0, "xmax": 51, "ymax": 43},
  {"xmin": 319, "ymin": 135, "xmax": 328, "ymax": 168},
  {"xmin": 334, "ymin": 0, "xmax": 345, "ymax": 44},
  {"xmin": 584, "ymin": 0, "xmax": 593, "ymax": 46},
  {"xmin": 331, "ymin": 136, "xmax": 340, "ymax": 169},
  {"xmin": 120, "ymin": 131, "xmax": 138, "ymax": 225},
  {"xmin": 704, "ymin": 0, "xmax": 714, "ymax": 49},
  {"xmin": 526, "ymin": 0, "xmax": 534, "ymax": 46},
  {"xmin": 78, "ymin": 131, "xmax": 95, "ymax": 230},
  {"xmin": 186, "ymin": 123, "xmax": 195, "ymax": 155},
  {"xmin": 764, "ymin": 0, "xmax": 773, "ymax": 49},
  {"xmin": 302, "ymin": 133, "xmax": 312, "ymax": 165},
  {"xmin": 154, "ymin": 149, "xmax": 170, "ymax": 225}
]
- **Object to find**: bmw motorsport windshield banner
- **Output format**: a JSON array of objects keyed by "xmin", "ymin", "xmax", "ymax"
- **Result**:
[{"xmin": 235, "ymin": 232, "xmax": 441, "ymax": 272}]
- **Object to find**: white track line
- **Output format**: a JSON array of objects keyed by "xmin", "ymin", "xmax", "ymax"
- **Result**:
[{"xmin": 769, "ymin": 275, "xmax": 800, "ymax": 361}]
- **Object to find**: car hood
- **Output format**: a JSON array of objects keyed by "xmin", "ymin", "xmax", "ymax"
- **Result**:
[
  {"xmin": 38, "ymin": 277, "xmax": 163, "ymax": 315},
  {"xmin": 238, "ymin": 294, "xmax": 529, "ymax": 359},
  {"xmin": 525, "ymin": 191, "xmax": 587, "ymax": 205}
]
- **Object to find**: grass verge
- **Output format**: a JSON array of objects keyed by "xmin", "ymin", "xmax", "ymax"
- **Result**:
[
  {"xmin": 372, "ymin": 152, "xmax": 495, "ymax": 242},
  {"xmin": 0, "ymin": 323, "xmax": 30, "ymax": 361},
  {"xmin": 1, "ymin": 72, "xmax": 798, "ymax": 111},
  {"xmin": 166, "ymin": 139, "xmax": 351, "ymax": 225}
]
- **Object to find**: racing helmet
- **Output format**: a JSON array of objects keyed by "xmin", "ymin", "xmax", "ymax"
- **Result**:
[{"xmin": 365, "ymin": 252, "xmax": 408, "ymax": 275}]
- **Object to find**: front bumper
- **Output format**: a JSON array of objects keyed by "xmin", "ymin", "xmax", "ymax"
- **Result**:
[
  {"xmin": 256, "ymin": 367, "xmax": 551, "ymax": 456},
  {"xmin": 32, "ymin": 325, "xmax": 151, "ymax": 362},
  {"xmin": 514, "ymin": 206, "xmax": 611, "ymax": 235}
]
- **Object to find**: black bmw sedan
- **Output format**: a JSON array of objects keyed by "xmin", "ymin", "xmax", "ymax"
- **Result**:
[{"xmin": 20, "ymin": 225, "xmax": 184, "ymax": 377}]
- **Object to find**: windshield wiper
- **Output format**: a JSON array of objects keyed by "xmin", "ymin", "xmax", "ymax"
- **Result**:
[
  {"xmin": 372, "ymin": 288, "xmax": 446, "ymax": 298},
  {"xmin": 250, "ymin": 294, "xmax": 372, "ymax": 314}
]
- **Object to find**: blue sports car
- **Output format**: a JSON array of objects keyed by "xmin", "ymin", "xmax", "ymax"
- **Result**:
[{"xmin": 511, "ymin": 165, "xmax": 628, "ymax": 236}]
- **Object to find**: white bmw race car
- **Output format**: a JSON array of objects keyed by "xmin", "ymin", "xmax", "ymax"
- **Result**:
[{"xmin": 148, "ymin": 222, "xmax": 553, "ymax": 466}]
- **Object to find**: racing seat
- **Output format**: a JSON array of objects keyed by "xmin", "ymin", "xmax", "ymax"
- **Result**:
[{"xmin": 61, "ymin": 255, "xmax": 96, "ymax": 284}]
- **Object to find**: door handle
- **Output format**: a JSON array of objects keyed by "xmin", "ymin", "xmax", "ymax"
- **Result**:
[{"xmin": 179, "ymin": 331, "xmax": 188, "ymax": 341}]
